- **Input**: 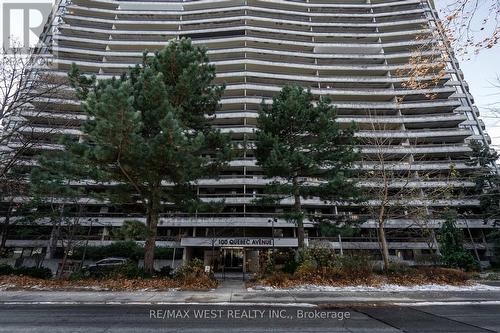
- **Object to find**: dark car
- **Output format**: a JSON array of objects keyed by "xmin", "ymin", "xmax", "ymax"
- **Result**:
[{"xmin": 82, "ymin": 257, "xmax": 131, "ymax": 277}]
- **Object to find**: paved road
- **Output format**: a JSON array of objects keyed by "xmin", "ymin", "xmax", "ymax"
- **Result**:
[{"xmin": 0, "ymin": 303, "xmax": 499, "ymax": 333}]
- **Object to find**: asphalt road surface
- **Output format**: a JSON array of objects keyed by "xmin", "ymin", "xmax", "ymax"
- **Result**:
[{"xmin": 0, "ymin": 303, "xmax": 499, "ymax": 333}]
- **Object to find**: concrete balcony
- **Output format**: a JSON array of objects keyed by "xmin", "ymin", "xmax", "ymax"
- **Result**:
[
  {"xmin": 67, "ymin": 5, "xmax": 426, "ymax": 22},
  {"xmin": 69, "ymin": 0, "xmax": 423, "ymax": 15},
  {"xmin": 320, "ymin": 241, "xmax": 490, "ymax": 251},
  {"xmin": 53, "ymin": 33, "xmax": 432, "ymax": 54},
  {"xmin": 355, "ymin": 128, "xmax": 472, "ymax": 142},
  {"xmin": 62, "ymin": 12, "xmax": 430, "ymax": 35},
  {"xmin": 338, "ymin": 114, "xmax": 467, "ymax": 128},
  {"xmin": 220, "ymin": 97, "xmax": 460, "ymax": 112},
  {"xmin": 52, "ymin": 45, "xmax": 439, "ymax": 64},
  {"xmin": 4, "ymin": 212, "xmax": 493, "ymax": 230},
  {"xmin": 360, "ymin": 144, "xmax": 471, "ymax": 156}
]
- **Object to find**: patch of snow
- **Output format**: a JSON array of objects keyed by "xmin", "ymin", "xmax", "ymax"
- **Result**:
[
  {"xmin": 0, "ymin": 301, "xmax": 317, "ymax": 307},
  {"xmin": 393, "ymin": 300, "xmax": 500, "ymax": 306},
  {"xmin": 77, "ymin": 286, "xmax": 110, "ymax": 291},
  {"xmin": 248, "ymin": 283, "xmax": 500, "ymax": 292},
  {"xmin": 0, "ymin": 284, "xmax": 16, "ymax": 291},
  {"xmin": 29, "ymin": 285, "xmax": 49, "ymax": 290}
]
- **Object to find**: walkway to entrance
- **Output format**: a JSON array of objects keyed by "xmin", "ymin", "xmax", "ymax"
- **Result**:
[
  {"xmin": 214, "ymin": 271, "xmax": 250, "ymax": 281},
  {"xmin": 216, "ymin": 278, "xmax": 246, "ymax": 292},
  {"xmin": 214, "ymin": 271, "xmax": 248, "ymax": 292}
]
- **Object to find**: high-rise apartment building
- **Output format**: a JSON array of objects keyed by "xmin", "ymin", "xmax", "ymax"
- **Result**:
[{"xmin": 2, "ymin": 0, "xmax": 497, "ymax": 271}]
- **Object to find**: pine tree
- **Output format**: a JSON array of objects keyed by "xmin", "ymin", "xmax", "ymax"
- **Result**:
[
  {"xmin": 29, "ymin": 145, "xmax": 91, "ymax": 274},
  {"xmin": 466, "ymin": 140, "xmax": 500, "ymax": 263},
  {"xmin": 467, "ymin": 140, "xmax": 500, "ymax": 222},
  {"xmin": 255, "ymin": 86, "xmax": 357, "ymax": 248},
  {"xmin": 34, "ymin": 39, "xmax": 232, "ymax": 273},
  {"xmin": 439, "ymin": 210, "xmax": 478, "ymax": 271}
]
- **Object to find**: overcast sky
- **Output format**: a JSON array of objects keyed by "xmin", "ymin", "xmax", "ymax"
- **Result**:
[{"xmin": 434, "ymin": 0, "xmax": 500, "ymax": 149}]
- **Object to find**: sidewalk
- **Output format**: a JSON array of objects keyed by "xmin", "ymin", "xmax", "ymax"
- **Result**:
[{"xmin": 1, "ymin": 281, "xmax": 500, "ymax": 306}]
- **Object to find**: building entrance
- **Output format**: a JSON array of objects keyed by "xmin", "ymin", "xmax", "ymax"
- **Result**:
[
  {"xmin": 201, "ymin": 247, "xmax": 260, "ymax": 274},
  {"xmin": 222, "ymin": 248, "xmax": 244, "ymax": 271}
]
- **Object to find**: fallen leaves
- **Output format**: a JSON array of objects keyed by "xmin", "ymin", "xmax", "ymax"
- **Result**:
[
  {"xmin": 255, "ymin": 267, "xmax": 470, "ymax": 289},
  {"xmin": 0, "ymin": 275, "xmax": 218, "ymax": 291}
]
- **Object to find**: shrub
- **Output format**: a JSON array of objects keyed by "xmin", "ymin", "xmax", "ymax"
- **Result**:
[
  {"xmin": 294, "ymin": 259, "xmax": 317, "ymax": 280},
  {"xmin": 439, "ymin": 210, "xmax": 479, "ymax": 271},
  {"xmin": 157, "ymin": 266, "xmax": 173, "ymax": 278},
  {"xmin": 174, "ymin": 258, "xmax": 206, "ymax": 281},
  {"xmin": 17, "ymin": 266, "xmax": 52, "ymax": 279},
  {"xmin": 4, "ymin": 266, "xmax": 53, "ymax": 279},
  {"xmin": 282, "ymin": 257, "xmax": 299, "ymax": 274},
  {"xmin": 0, "ymin": 264, "xmax": 14, "ymax": 275},
  {"xmin": 387, "ymin": 261, "xmax": 414, "ymax": 275},
  {"xmin": 108, "ymin": 262, "xmax": 149, "ymax": 279},
  {"xmin": 298, "ymin": 246, "xmax": 336, "ymax": 269},
  {"xmin": 337, "ymin": 254, "xmax": 373, "ymax": 279},
  {"xmin": 265, "ymin": 271, "xmax": 290, "ymax": 287},
  {"xmin": 72, "ymin": 241, "xmax": 178, "ymax": 261},
  {"xmin": 440, "ymin": 251, "xmax": 478, "ymax": 272},
  {"xmin": 68, "ymin": 269, "xmax": 87, "ymax": 281}
]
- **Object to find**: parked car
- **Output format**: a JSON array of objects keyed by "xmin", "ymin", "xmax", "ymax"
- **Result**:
[{"xmin": 82, "ymin": 257, "xmax": 131, "ymax": 277}]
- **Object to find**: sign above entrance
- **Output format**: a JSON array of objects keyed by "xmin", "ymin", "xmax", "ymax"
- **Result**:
[
  {"xmin": 180, "ymin": 237, "xmax": 299, "ymax": 247},
  {"xmin": 216, "ymin": 238, "xmax": 273, "ymax": 247}
]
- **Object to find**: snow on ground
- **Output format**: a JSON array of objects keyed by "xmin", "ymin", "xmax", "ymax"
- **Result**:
[
  {"xmin": 0, "ymin": 284, "xmax": 16, "ymax": 291},
  {"xmin": 248, "ymin": 283, "xmax": 500, "ymax": 292},
  {"xmin": 0, "ymin": 284, "xmax": 111, "ymax": 291}
]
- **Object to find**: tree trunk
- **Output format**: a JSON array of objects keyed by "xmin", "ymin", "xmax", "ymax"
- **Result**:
[
  {"xmin": 58, "ymin": 222, "xmax": 76, "ymax": 279},
  {"xmin": 45, "ymin": 224, "xmax": 58, "ymax": 259},
  {"xmin": 378, "ymin": 206, "xmax": 390, "ymax": 271},
  {"xmin": 293, "ymin": 176, "xmax": 305, "ymax": 248},
  {"xmin": 0, "ymin": 201, "xmax": 13, "ymax": 254},
  {"xmin": 0, "ymin": 217, "xmax": 9, "ymax": 254},
  {"xmin": 144, "ymin": 188, "xmax": 160, "ymax": 274}
]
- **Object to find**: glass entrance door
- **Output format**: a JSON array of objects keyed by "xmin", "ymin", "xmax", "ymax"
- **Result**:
[{"xmin": 223, "ymin": 248, "xmax": 244, "ymax": 271}]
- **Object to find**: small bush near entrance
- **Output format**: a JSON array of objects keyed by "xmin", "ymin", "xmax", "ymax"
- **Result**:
[
  {"xmin": 174, "ymin": 258, "xmax": 217, "ymax": 290},
  {"xmin": 0, "ymin": 264, "xmax": 52, "ymax": 279},
  {"xmin": 174, "ymin": 258, "xmax": 205, "ymax": 280}
]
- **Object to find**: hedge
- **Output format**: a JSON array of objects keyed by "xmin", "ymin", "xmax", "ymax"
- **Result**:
[
  {"xmin": 0, "ymin": 264, "xmax": 52, "ymax": 279},
  {"xmin": 71, "ymin": 241, "xmax": 183, "ymax": 261}
]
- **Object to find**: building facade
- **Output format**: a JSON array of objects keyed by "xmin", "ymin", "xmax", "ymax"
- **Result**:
[{"xmin": 2, "ymin": 0, "xmax": 498, "ymax": 272}]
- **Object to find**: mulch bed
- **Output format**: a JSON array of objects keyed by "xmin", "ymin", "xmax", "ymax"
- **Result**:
[
  {"xmin": 254, "ymin": 267, "xmax": 471, "ymax": 289},
  {"xmin": 0, "ymin": 275, "xmax": 218, "ymax": 291}
]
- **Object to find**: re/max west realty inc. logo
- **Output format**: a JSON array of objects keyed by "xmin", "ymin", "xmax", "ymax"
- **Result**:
[{"xmin": 1, "ymin": 0, "xmax": 54, "ymax": 51}]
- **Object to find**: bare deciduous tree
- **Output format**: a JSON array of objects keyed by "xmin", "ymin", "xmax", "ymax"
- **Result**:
[
  {"xmin": 440, "ymin": 0, "xmax": 500, "ymax": 55},
  {"xmin": 358, "ymin": 113, "xmax": 461, "ymax": 270},
  {"xmin": 0, "ymin": 42, "xmax": 66, "ymax": 255}
]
